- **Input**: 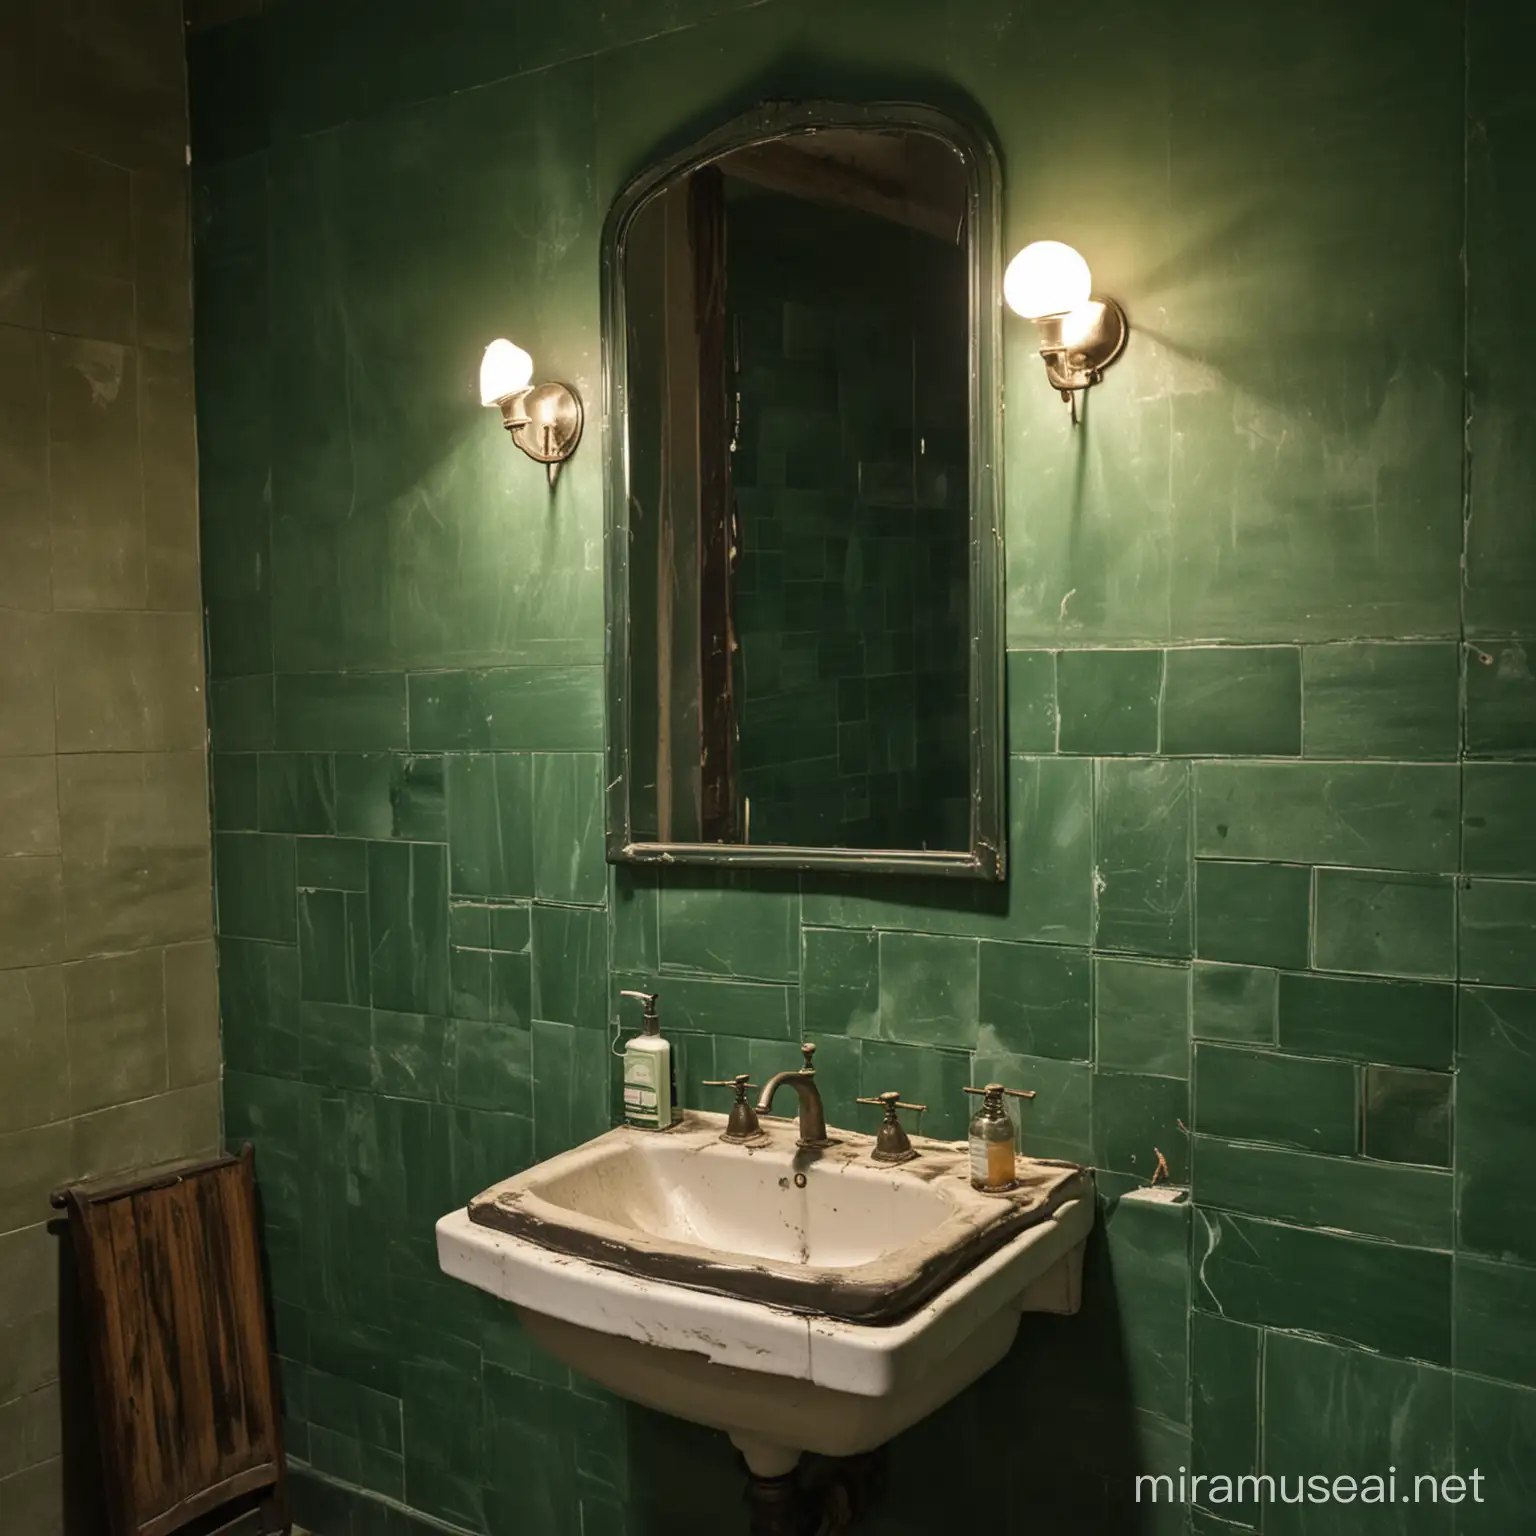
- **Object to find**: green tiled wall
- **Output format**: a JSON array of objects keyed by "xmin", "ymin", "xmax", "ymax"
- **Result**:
[{"xmin": 186, "ymin": 0, "xmax": 1536, "ymax": 1533}]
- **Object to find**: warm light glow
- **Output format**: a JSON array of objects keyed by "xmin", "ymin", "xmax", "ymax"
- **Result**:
[
  {"xmin": 479, "ymin": 339, "xmax": 534, "ymax": 406},
  {"xmin": 1059, "ymin": 301, "xmax": 1107, "ymax": 350},
  {"xmin": 1003, "ymin": 241, "xmax": 1093, "ymax": 320}
]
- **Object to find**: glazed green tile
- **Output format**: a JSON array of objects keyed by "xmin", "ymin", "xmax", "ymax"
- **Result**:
[
  {"xmin": 1005, "ymin": 650, "xmax": 1056, "ymax": 752},
  {"xmin": 1277, "ymin": 971, "xmax": 1454, "ymax": 1069},
  {"xmin": 258, "ymin": 752, "xmax": 336, "ymax": 834},
  {"xmin": 1102, "ymin": 1192, "xmax": 1189, "ymax": 1423},
  {"xmin": 531, "ymin": 904, "xmax": 606, "ymax": 1030},
  {"xmin": 1194, "ymin": 1044, "xmax": 1358, "ymax": 1154},
  {"xmin": 366, "ymin": 842, "xmax": 448, "ymax": 1017},
  {"xmin": 450, "ymin": 945, "xmax": 492, "ymax": 1022},
  {"xmin": 531, "ymin": 753, "xmax": 605, "ymax": 907},
  {"xmin": 648, "ymin": 973, "xmax": 794, "ymax": 1042},
  {"xmin": 299, "ymin": 888, "xmax": 369, "ymax": 1007},
  {"xmin": 658, "ymin": 871, "xmax": 798, "ymax": 982},
  {"xmin": 274, "ymin": 672, "xmax": 408, "ymax": 750},
  {"xmin": 1456, "ymin": 1254, "xmax": 1536, "ymax": 1389},
  {"xmin": 1458, "ymin": 986, "xmax": 1536, "ymax": 1263},
  {"xmin": 876, "ymin": 931, "xmax": 978, "ymax": 1049},
  {"xmin": 1162, "ymin": 646, "xmax": 1300, "ymax": 757},
  {"xmin": 210, "ymin": 675, "xmax": 275, "ymax": 751},
  {"xmin": 1190, "ymin": 1312, "xmax": 1259, "ymax": 1488},
  {"xmin": 216, "ymin": 833, "xmax": 297, "ymax": 941},
  {"xmin": 860, "ymin": 1042, "xmax": 971, "ymax": 1141},
  {"xmin": 1191, "ymin": 963, "xmax": 1276, "ymax": 1044},
  {"xmin": 802, "ymin": 1035, "xmax": 860, "ymax": 1126},
  {"xmin": 1464, "ymin": 764, "xmax": 1536, "ymax": 877},
  {"xmin": 447, "ymin": 753, "xmax": 534, "ymax": 898},
  {"xmin": 1056, "ymin": 649, "xmax": 1161, "ymax": 755},
  {"xmin": 488, "ymin": 951, "xmax": 533, "ymax": 1028},
  {"xmin": 1195, "ymin": 859, "xmax": 1311, "ymax": 969},
  {"xmin": 449, "ymin": 902, "xmax": 491, "ymax": 950},
  {"xmin": 490, "ymin": 905, "xmax": 530, "ymax": 954},
  {"xmin": 802, "ymin": 928, "xmax": 878, "ymax": 1038},
  {"xmin": 295, "ymin": 836, "xmax": 369, "ymax": 891},
  {"xmin": 1193, "ymin": 1208, "xmax": 1452, "ymax": 1365},
  {"xmin": 1302, "ymin": 642, "xmax": 1460, "ymax": 759},
  {"xmin": 408, "ymin": 667, "xmax": 603, "ymax": 751},
  {"xmin": 1263, "ymin": 1334, "xmax": 1453, "ymax": 1527},
  {"xmin": 454, "ymin": 1019, "xmax": 533, "ymax": 1116},
  {"xmin": 977, "ymin": 940, "xmax": 1091, "ymax": 1061},
  {"xmin": 1006, "ymin": 755, "xmax": 1094, "ymax": 944},
  {"xmin": 612, "ymin": 866, "xmax": 659, "ymax": 975},
  {"xmin": 212, "ymin": 753, "xmax": 259, "ymax": 831},
  {"xmin": 1094, "ymin": 759, "xmax": 1191, "ymax": 957},
  {"xmin": 1466, "ymin": 639, "xmax": 1536, "ymax": 755},
  {"xmin": 1093, "ymin": 1071, "xmax": 1188, "ymax": 1184},
  {"xmin": 531, "ymin": 1019, "xmax": 576, "ymax": 1162},
  {"xmin": 1194, "ymin": 1135, "xmax": 1451, "ymax": 1247},
  {"xmin": 1194, "ymin": 761, "xmax": 1458, "ymax": 871},
  {"xmin": 217, "ymin": 938, "xmax": 300, "ymax": 1077},
  {"xmin": 334, "ymin": 753, "xmax": 448, "ymax": 841},
  {"xmin": 1313, "ymin": 867, "xmax": 1455, "ymax": 979},
  {"xmin": 1364, "ymin": 1064, "xmax": 1451, "ymax": 1167},
  {"xmin": 1454, "ymin": 1375, "xmax": 1536, "ymax": 1536},
  {"xmin": 1094, "ymin": 957, "xmax": 1188, "ymax": 1077},
  {"xmin": 1460, "ymin": 879, "xmax": 1536, "ymax": 986},
  {"xmin": 371, "ymin": 1012, "xmax": 453, "ymax": 1102},
  {"xmin": 300, "ymin": 1002, "xmax": 373, "ymax": 1091}
]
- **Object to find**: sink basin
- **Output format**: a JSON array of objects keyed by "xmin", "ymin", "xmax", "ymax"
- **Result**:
[{"xmin": 437, "ymin": 1110, "xmax": 1093, "ymax": 1476}]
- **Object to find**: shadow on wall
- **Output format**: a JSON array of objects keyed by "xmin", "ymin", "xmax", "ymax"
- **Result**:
[{"xmin": 52, "ymin": 1220, "xmax": 108, "ymax": 1536}]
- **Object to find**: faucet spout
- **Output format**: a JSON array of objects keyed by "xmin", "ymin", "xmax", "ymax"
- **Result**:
[{"xmin": 755, "ymin": 1071, "xmax": 831, "ymax": 1150}]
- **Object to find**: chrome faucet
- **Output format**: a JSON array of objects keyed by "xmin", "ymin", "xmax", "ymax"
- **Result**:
[{"xmin": 755, "ymin": 1042, "xmax": 832, "ymax": 1149}]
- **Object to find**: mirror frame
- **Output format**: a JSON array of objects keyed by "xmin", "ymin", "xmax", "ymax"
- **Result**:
[{"xmin": 601, "ymin": 99, "xmax": 1005, "ymax": 880}]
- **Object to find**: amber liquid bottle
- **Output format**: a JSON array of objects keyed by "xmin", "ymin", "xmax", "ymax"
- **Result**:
[{"xmin": 966, "ymin": 1084, "xmax": 1019, "ymax": 1192}]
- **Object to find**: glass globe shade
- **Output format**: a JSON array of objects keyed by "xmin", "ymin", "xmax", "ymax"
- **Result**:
[
  {"xmin": 1003, "ymin": 242, "xmax": 1094, "ymax": 320},
  {"xmin": 480, "ymin": 339, "xmax": 534, "ymax": 406}
]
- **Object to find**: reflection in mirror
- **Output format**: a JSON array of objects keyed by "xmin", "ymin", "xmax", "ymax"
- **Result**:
[{"xmin": 609, "ymin": 108, "xmax": 1002, "ymax": 876}]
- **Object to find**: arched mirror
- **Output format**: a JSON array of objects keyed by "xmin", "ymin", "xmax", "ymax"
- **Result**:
[{"xmin": 603, "ymin": 101, "xmax": 1003, "ymax": 879}]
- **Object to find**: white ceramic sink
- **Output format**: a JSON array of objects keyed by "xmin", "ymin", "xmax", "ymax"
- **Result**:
[{"xmin": 437, "ymin": 1110, "xmax": 1093, "ymax": 1476}]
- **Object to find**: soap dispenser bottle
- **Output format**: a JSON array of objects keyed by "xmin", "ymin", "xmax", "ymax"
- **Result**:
[
  {"xmin": 963, "ymin": 1082, "xmax": 1036, "ymax": 1192},
  {"xmin": 619, "ymin": 990, "xmax": 677, "ymax": 1129}
]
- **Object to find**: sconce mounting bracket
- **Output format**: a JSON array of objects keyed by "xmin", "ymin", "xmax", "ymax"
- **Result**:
[
  {"xmin": 501, "ymin": 381, "xmax": 584, "ymax": 485},
  {"xmin": 1037, "ymin": 298, "xmax": 1129, "ymax": 397}
]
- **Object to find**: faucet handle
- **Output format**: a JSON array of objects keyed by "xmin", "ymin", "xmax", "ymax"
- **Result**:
[
  {"xmin": 702, "ymin": 1074, "xmax": 761, "ymax": 1142},
  {"xmin": 856, "ymin": 1090, "xmax": 928, "ymax": 1116},
  {"xmin": 855, "ymin": 1091, "xmax": 927, "ymax": 1164},
  {"xmin": 800, "ymin": 1041, "xmax": 817, "ymax": 1071},
  {"xmin": 702, "ymin": 1073, "xmax": 758, "ymax": 1097}
]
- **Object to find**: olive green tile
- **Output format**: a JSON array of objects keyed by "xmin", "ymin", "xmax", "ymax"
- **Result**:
[
  {"xmin": 1466, "ymin": 639, "xmax": 1536, "ymax": 755},
  {"xmin": 0, "ymin": 1123, "xmax": 71, "ymax": 1233},
  {"xmin": 490, "ymin": 906, "xmax": 530, "ymax": 954},
  {"xmin": 1094, "ymin": 759, "xmax": 1191, "ymax": 958},
  {"xmin": 212, "ymin": 753, "xmax": 259, "ymax": 831},
  {"xmin": 210, "ymin": 675, "xmax": 275, "ymax": 750},
  {"xmin": 1194, "ymin": 1135, "xmax": 1451, "ymax": 1247},
  {"xmin": 215, "ymin": 832, "xmax": 296, "ymax": 942},
  {"xmin": 274, "ymin": 672, "xmax": 408, "ymax": 750},
  {"xmin": 1094, "ymin": 1070, "xmax": 1188, "ymax": 1184},
  {"xmin": 531, "ymin": 903, "xmax": 606, "ymax": 1030},
  {"xmin": 1162, "ymin": 646, "xmax": 1300, "ymax": 757},
  {"xmin": 450, "ymin": 903, "xmax": 491, "ymax": 950},
  {"xmin": 1193, "ymin": 1208, "xmax": 1451, "ymax": 1365},
  {"xmin": 164, "ymin": 940, "xmax": 219, "ymax": 1090},
  {"xmin": 1464, "ymin": 764, "xmax": 1536, "ymax": 876},
  {"xmin": 258, "ymin": 752, "xmax": 336, "ymax": 835},
  {"xmin": 0, "ymin": 968, "xmax": 68, "ymax": 1134},
  {"xmin": 977, "ymin": 940, "xmax": 1091, "ymax": 1062},
  {"xmin": 1456, "ymin": 1253, "xmax": 1536, "ymax": 1389},
  {"xmin": 0, "ymin": 610, "xmax": 54, "ymax": 755},
  {"xmin": 1263, "ymin": 1334, "xmax": 1452, "ymax": 1531},
  {"xmin": 1005, "ymin": 650, "xmax": 1056, "ymax": 752},
  {"xmin": 659, "ymin": 871, "xmax": 798, "ymax": 982},
  {"xmin": 1313, "ymin": 867, "xmax": 1455, "ymax": 979},
  {"xmin": 1191, "ymin": 963, "xmax": 1275, "ymax": 1045},
  {"xmin": 0, "ymin": 757, "xmax": 57, "ymax": 861},
  {"xmin": 53, "ymin": 611, "xmax": 206, "ymax": 752},
  {"xmin": 1277, "ymin": 971, "xmax": 1454, "ymax": 1070},
  {"xmin": 1056, "ymin": 649, "xmax": 1161, "ymax": 755},
  {"xmin": 216, "ymin": 937, "xmax": 300, "ymax": 1078},
  {"xmin": 366, "ymin": 842, "xmax": 448, "ymax": 1017},
  {"xmin": 299, "ymin": 888, "xmax": 370, "ymax": 1008},
  {"xmin": 334, "ymin": 754, "xmax": 448, "ymax": 842},
  {"xmin": 1302, "ymin": 642, "xmax": 1460, "ymax": 759},
  {"xmin": 531, "ymin": 753, "xmax": 605, "ymax": 907},
  {"xmin": 74, "ymin": 1083, "xmax": 220, "ymax": 1183},
  {"xmin": 1094, "ymin": 957, "xmax": 1188, "ymax": 1077},
  {"xmin": 63, "ymin": 949, "xmax": 167, "ymax": 1114},
  {"xmin": 1194, "ymin": 761, "xmax": 1458, "ymax": 871},
  {"xmin": 1456, "ymin": 986, "xmax": 1536, "ymax": 1264},
  {"xmin": 1461, "ymin": 878, "xmax": 1536, "ymax": 986},
  {"xmin": 447, "ymin": 753, "xmax": 534, "ymax": 899},
  {"xmin": 1006, "ymin": 755, "xmax": 1094, "ymax": 944},
  {"xmin": 1190, "ymin": 1312, "xmax": 1259, "ymax": 1490},
  {"xmin": 861, "ymin": 1041, "xmax": 972, "ymax": 1142},
  {"xmin": 1195, "ymin": 859, "xmax": 1311, "ymax": 969},
  {"xmin": 295, "ymin": 836, "xmax": 369, "ymax": 892},
  {"xmin": 1364, "ymin": 1064, "xmax": 1451, "ymax": 1167},
  {"xmin": 0, "ymin": 855, "xmax": 64, "ymax": 970},
  {"xmin": 1194, "ymin": 1044, "xmax": 1357, "ymax": 1154},
  {"xmin": 408, "ymin": 667, "xmax": 603, "ymax": 751},
  {"xmin": 875, "ymin": 931, "xmax": 978, "ymax": 1050},
  {"xmin": 802, "ymin": 928, "xmax": 878, "ymax": 1038},
  {"xmin": 1454, "ymin": 1375, "xmax": 1536, "ymax": 1535}
]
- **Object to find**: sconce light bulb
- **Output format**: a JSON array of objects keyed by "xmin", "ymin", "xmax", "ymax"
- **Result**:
[
  {"xmin": 1003, "ymin": 241, "xmax": 1093, "ymax": 321},
  {"xmin": 480, "ymin": 339, "xmax": 535, "ymax": 406}
]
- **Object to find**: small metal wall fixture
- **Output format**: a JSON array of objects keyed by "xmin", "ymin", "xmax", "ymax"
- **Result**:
[
  {"xmin": 1003, "ymin": 240, "xmax": 1127, "ymax": 424},
  {"xmin": 479, "ymin": 339, "xmax": 584, "ymax": 485}
]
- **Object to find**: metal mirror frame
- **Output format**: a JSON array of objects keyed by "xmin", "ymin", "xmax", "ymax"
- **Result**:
[{"xmin": 601, "ymin": 99, "xmax": 1005, "ymax": 880}]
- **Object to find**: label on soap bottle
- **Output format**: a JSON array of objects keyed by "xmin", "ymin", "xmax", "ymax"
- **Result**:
[{"xmin": 624, "ymin": 1052, "xmax": 659, "ymax": 1127}]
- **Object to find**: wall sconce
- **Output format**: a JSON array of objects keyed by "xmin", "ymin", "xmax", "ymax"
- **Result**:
[
  {"xmin": 479, "ymin": 339, "xmax": 584, "ymax": 486},
  {"xmin": 1003, "ymin": 241, "xmax": 1127, "ymax": 423}
]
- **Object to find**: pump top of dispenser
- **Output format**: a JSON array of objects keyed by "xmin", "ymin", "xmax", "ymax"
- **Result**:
[{"xmin": 619, "ymin": 989, "xmax": 660, "ymax": 1034}]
